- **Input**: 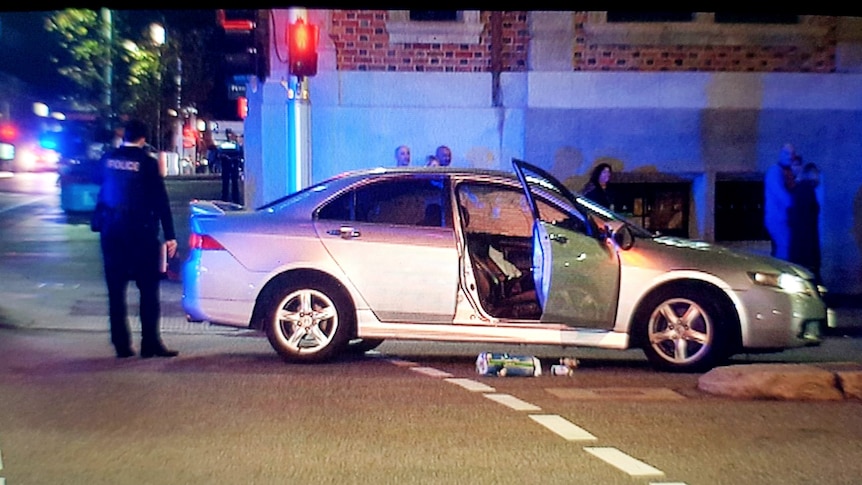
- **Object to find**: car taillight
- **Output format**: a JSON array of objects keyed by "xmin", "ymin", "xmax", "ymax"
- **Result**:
[{"xmin": 188, "ymin": 233, "xmax": 225, "ymax": 250}]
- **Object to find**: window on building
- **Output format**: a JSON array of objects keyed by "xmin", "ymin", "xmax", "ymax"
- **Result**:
[
  {"xmin": 606, "ymin": 12, "xmax": 694, "ymax": 23},
  {"xmin": 713, "ymin": 13, "xmax": 798, "ymax": 24},
  {"xmin": 714, "ymin": 178, "xmax": 769, "ymax": 241},
  {"xmin": 409, "ymin": 11, "xmax": 458, "ymax": 22},
  {"xmin": 387, "ymin": 10, "xmax": 483, "ymax": 44},
  {"xmin": 585, "ymin": 11, "xmax": 822, "ymax": 47},
  {"xmin": 613, "ymin": 182, "xmax": 690, "ymax": 238}
]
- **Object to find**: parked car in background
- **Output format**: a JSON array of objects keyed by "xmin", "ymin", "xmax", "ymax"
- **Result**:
[{"xmin": 182, "ymin": 159, "xmax": 828, "ymax": 372}]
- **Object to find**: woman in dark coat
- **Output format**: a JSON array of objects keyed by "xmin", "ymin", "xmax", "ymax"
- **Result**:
[
  {"xmin": 788, "ymin": 161, "xmax": 822, "ymax": 283},
  {"xmin": 582, "ymin": 162, "xmax": 614, "ymax": 210}
]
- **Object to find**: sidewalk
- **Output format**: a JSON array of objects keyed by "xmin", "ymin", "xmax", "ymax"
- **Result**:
[{"xmin": 0, "ymin": 271, "xmax": 248, "ymax": 336}]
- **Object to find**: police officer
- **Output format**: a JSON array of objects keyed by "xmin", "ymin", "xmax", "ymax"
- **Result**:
[
  {"xmin": 220, "ymin": 128, "xmax": 242, "ymax": 204},
  {"xmin": 94, "ymin": 119, "xmax": 179, "ymax": 359}
]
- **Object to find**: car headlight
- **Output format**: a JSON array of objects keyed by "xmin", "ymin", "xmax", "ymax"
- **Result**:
[{"xmin": 749, "ymin": 271, "xmax": 810, "ymax": 294}]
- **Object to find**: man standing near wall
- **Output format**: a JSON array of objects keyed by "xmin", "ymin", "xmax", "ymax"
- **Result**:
[
  {"xmin": 435, "ymin": 145, "xmax": 452, "ymax": 167},
  {"xmin": 764, "ymin": 143, "xmax": 797, "ymax": 260},
  {"xmin": 395, "ymin": 145, "xmax": 411, "ymax": 166}
]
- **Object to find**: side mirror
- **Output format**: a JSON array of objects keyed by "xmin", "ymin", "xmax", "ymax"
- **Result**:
[{"xmin": 612, "ymin": 225, "xmax": 635, "ymax": 250}]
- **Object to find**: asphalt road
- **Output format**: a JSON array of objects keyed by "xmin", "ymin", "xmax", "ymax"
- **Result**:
[{"xmin": 1, "ymin": 171, "xmax": 862, "ymax": 484}]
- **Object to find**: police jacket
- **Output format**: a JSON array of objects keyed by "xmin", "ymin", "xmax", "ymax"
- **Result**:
[{"xmin": 95, "ymin": 144, "xmax": 176, "ymax": 241}]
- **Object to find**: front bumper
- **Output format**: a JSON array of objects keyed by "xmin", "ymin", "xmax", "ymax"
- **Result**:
[{"xmin": 737, "ymin": 286, "xmax": 827, "ymax": 349}]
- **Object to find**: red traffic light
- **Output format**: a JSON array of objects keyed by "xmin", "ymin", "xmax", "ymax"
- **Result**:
[
  {"xmin": 237, "ymin": 96, "xmax": 248, "ymax": 120},
  {"xmin": 287, "ymin": 19, "xmax": 318, "ymax": 77},
  {"xmin": 0, "ymin": 122, "xmax": 19, "ymax": 142}
]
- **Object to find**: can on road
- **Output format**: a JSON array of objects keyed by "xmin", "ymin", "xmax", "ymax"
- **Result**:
[{"xmin": 476, "ymin": 352, "xmax": 542, "ymax": 377}]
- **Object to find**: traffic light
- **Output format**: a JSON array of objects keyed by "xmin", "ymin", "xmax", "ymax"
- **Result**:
[
  {"xmin": 0, "ymin": 122, "xmax": 18, "ymax": 143},
  {"xmin": 237, "ymin": 96, "xmax": 248, "ymax": 120},
  {"xmin": 287, "ymin": 19, "xmax": 319, "ymax": 78},
  {"xmin": 217, "ymin": 9, "xmax": 269, "ymax": 81}
]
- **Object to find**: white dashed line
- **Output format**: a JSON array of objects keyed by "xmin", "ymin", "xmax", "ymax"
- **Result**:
[
  {"xmin": 445, "ymin": 378, "xmax": 496, "ymax": 392},
  {"xmin": 387, "ymin": 358, "xmax": 418, "ymax": 367},
  {"xmin": 395, "ymin": 359, "xmax": 682, "ymax": 483},
  {"xmin": 410, "ymin": 366, "xmax": 453, "ymax": 378},
  {"xmin": 528, "ymin": 414, "xmax": 598, "ymax": 441},
  {"xmin": 584, "ymin": 447, "xmax": 665, "ymax": 477},
  {"xmin": 483, "ymin": 393, "xmax": 542, "ymax": 411}
]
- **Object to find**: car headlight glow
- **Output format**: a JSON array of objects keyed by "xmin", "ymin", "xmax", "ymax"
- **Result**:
[{"xmin": 749, "ymin": 271, "xmax": 809, "ymax": 294}]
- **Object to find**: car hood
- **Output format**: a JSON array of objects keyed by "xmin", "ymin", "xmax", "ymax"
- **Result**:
[{"xmin": 628, "ymin": 235, "xmax": 814, "ymax": 280}]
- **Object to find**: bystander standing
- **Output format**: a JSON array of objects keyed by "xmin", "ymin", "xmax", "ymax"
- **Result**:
[
  {"xmin": 395, "ymin": 145, "xmax": 411, "ymax": 166},
  {"xmin": 789, "ymin": 161, "xmax": 823, "ymax": 283}
]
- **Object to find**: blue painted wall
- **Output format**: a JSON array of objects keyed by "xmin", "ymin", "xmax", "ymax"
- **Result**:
[{"xmin": 244, "ymin": 69, "xmax": 862, "ymax": 294}]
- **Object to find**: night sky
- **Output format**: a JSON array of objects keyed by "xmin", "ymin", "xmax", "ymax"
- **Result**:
[{"xmin": 0, "ymin": 11, "xmax": 67, "ymax": 98}]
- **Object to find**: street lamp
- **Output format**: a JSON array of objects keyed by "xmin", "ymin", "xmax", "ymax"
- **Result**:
[{"xmin": 150, "ymin": 23, "xmax": 166, "ymax": 151}]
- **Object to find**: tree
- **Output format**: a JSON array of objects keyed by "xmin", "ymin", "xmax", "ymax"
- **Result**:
[
  {"xmin": 45, "ymin": 9, "xmax": 113, "ymax": 120},
  {"xmin": 45, "ymin": 9, "xmax": 219, "ymax": 147}
]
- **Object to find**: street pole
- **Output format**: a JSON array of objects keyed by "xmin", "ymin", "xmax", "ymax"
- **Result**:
[{"xmin": 101, "ymin": 8, "xmax": 113, "ymax": 129}]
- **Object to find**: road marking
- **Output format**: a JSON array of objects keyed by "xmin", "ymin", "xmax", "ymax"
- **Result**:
[
  {"xmin": 410, "ymin": 366, "xmax": 453, "ymax": 378},
  {"xmin": 529, "ymin": 414, "xmax": 597, "ymax": 441},
  {"xmin": 0, "ymin": 195, "xmax": 49, "ymax": 214},
  {"xmin": 387, "ymin": 358, "xmax": 418, "ymax": 367},
  {"xmin": 584, "ymin": 447, "xmax": 665, "ymax": 477},
  {"xmin": 483, "ymin": 393, "xmax": 541, "ymax": 411},
  {"xmin": 546, "ymin": 387, "xmax": 686, "ymax": 401},
  {"xmin": 445, "ymin": 378, "xmax": 495, "ymax": 392}
]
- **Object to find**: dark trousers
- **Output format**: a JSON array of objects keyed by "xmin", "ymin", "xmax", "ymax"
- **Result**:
[
  {"xmin": 221, "ymin": 157, "xmax": 240, "ymax": 204},
  {"xmin": 101, "ymin": 230, "xmax": 164, "ymax": 352}
]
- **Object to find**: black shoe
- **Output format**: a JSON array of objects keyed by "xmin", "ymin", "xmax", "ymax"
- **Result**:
[
  {"xmin": 140, "ymin": 347, "xmax": 179, "ymax": 359},
  {"xmin": 116, "ymin": 348, "xmax": 136, "ymax": 359}
]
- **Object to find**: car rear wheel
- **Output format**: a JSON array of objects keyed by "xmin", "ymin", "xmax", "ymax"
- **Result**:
[
  {"xmin": 263, "ymin": 279, "xmax": 353, "ymax": 363},
  {"xmin": 639, "ymin": 289, "xmax": 728, "ymax": 372}
]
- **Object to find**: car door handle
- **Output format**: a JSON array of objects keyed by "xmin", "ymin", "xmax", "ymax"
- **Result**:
[
  {"xmin": 549, "ymin": 233, "xmax": 568, "ymax": 244},
  {"xmin": 327, "ymin": 227, "xmax": 361, "ymax": 239}
]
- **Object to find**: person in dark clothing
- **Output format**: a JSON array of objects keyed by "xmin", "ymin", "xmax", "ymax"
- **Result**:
[
  {"xmin": 582, "ymin": 162, "xmax": 614, "ymax": 210},
  {"xmin": 92, "ymin": 119, "xmax": 179, "ymax": 359},
  {"xmin": 220, "ymin": 129, "xmax": 242, "ymax": 204},
  {"xmin": 788, "ymin": 161, "xmax": 822, "ymax": 283}
]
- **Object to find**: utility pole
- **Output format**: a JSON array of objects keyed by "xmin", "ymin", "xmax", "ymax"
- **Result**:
[{"xmin": 101, "ymin": 8, "xmax": 113, "ymax": 129}]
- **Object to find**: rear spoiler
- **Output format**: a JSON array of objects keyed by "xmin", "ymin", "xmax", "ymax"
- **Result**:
[{"xmin": 189, "ymin": 199, "xmax": 244, "ymax": 216}]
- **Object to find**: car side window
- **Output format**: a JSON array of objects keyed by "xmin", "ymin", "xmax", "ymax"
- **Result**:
[
  {"xmin": 318, "ymin": 176, "xmax": 448, "ymax": 227},
  {"xmin": 458, "ymin": 183, "xmax": 534, "ymax": 237},
  {"xmin": 457, "ymin": 182, "xmax": 586, "ymax": 236}
]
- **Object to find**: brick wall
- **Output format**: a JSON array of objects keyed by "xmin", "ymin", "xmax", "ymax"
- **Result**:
[
  {"xmin": 573, "ymin": 13, "xmax": 838, "ymax": 72},
  {"xmin": 330, "ymin": 11, "xmax": 839, "ymax": 73},
  {"xmin": 330, "ymin": 10, "xmax": 529, "ymax": 72}
]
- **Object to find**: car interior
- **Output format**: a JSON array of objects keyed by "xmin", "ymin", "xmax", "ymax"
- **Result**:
[{"xmin": 458, "ymin": 184, "xmax": 541, "ymax": 319}]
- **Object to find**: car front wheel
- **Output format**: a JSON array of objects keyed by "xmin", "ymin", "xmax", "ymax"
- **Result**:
[
  {"xmin": 639, "ymin": 289, "xmax": 728, "ymax": 372},
  {"xmin": 347, "ymin": 338, "xmax": 385, "ymax": 354},
  {"xmin": 263, "ymin": 279, "xmax": 353, "ymax": 363}
]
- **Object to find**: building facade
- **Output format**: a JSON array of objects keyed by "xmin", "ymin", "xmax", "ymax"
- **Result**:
[{"xmin": 243, "ymin": 10, "xmax": 862, "ymax": 295}]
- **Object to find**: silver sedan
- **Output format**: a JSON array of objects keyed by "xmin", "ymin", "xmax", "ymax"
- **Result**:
[{"xmin": 182, "ymin": 159, "xmax": 827, "ymax": 372}]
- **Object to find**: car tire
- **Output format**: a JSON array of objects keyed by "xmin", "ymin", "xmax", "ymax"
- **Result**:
[
  {"xmin": 347, "ymin": 338, "xmax": 385, "ymax": 354},
  {"xmin": 263, "ymin": 278, "xmax": 354, "ymax": 363},
  {"xmin": 638, "ymin": 287, "xmax": 730, "ymax": 373}
]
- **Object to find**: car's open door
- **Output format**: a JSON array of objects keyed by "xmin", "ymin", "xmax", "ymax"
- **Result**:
[{"xmin": 512, "ymin": 159, "xmax": 620, "ymax": 328}]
